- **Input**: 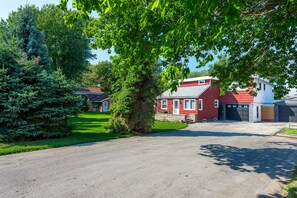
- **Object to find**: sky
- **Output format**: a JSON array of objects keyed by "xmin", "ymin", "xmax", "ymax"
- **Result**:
[{"xmin": 1, "ymin": 0, "xmax": 210, "ymax": 71}]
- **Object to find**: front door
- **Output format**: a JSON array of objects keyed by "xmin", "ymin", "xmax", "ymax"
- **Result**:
[
  {"xmin": 173, "ymin": 99, "xmax": 179, "ymax": 115},
  {"xmin": 103, "ymin": 101, "xmax": 109, "ymax": 112}
]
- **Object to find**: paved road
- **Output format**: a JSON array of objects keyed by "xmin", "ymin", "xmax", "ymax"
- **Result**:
[{"xmin": 0, "ymin": 122, "xmax": 297, "ymax": 198}]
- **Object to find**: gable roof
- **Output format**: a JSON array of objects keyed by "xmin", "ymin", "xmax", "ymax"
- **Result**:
[
  {"xmin": 77, "ymin": 87, "xmax": 102, "ymax": 95},
  {"xmin": 86, "ymin": 94, "xmax": 109, "ymax": 102},
  {"xmin": 157, "ymin": 85, "xmax": 210, "ymax": 99}
]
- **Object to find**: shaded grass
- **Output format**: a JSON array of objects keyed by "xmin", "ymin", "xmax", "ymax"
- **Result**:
[
  {"xmin": 279, "ymin": 128, "xmax": 297, "ymax": 198},
  {"xmin": 283, "ymin": 166, "xmax": 297, "ymax": 198},
  {"xmin": 0, "ymin": 112, "xmax": 187, "ymax": 155},
  {"xmin": 279, "ymin": 128, "xmax": 297, "ymax": 136}
]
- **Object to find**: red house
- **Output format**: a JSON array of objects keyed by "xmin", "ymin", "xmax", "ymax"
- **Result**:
[
  {"xmin": 156, "ymin": 76, "xmax": 274, "ymax": 122},
  {"xmin": 157, "ymin": 77, "xmax": 220, "ymax": 122}
]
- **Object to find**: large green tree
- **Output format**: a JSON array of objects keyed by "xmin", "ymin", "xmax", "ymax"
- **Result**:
[
  {"xmin": 0, "ymin": 45, "xmax": 79, "ymax": 141},
  {"xmin": 59, "ymin": 0, "xmax": 296, "ymax": 132},
  {"xmin": 37, "ymin": 4, "xmax": 94, "ymax": 81},
  {"xmin": 188, "ymin": 70, "xmax": 210, "ymax": 78},
  {"xmin": 0, "ymin": 6, "xmax": 79, "ymax": 141},
  {"xmin": 81, "ymin": 61, "xmax": 115, "ymax": 95},
  {"xmin": 61, "ymin": 1, "xmax": 168, "ymax": 133},
  {"xmin": 13, "ymin": 6, "xmax": 50, "ymax": 70},
  {"xmin": 4, "ymin": 5, "xmax": 94, "ymax": 82}
]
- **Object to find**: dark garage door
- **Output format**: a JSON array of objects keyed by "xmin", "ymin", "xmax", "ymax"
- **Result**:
[
  {"xmin": 226, "ymin": 104, "xmax": 249, "ymax": 121},
  {"xmin": 279, "ymin": 106, "xmax": 297, "ymax": 122}
]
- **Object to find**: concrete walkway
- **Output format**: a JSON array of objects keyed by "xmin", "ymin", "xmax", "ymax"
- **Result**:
[{"xmin": 0, "ymin": 122, "xmax": 297, "ymax": 198}]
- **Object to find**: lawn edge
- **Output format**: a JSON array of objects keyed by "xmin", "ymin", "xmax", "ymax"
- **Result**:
[
  {"xmin": 276, "ymin": 133, "xmax": 297, "ymax": 139},
  {"xmin": 282, "ymin": 165, "xmax": 297, "ymax": 198},
  {"xmin": 0, "ymin": 122, "xmax": 188, "ymax": 156}
]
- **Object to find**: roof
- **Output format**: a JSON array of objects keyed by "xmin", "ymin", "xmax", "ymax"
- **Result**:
[
  {"xmin": 77, "ymin": 87, "xmax": 102, "ymax": 95},
  {"xmin": 158, "ymin": 85, "xmax": 210, "ymax": 99},
  {"xmin": 183, "ymin": 76, "xmax": 217, "ymax": 82},
  {"xmin": 275, "ymin": 97, "xmax": 297, "ymax": 106},
  {"xmin": 86, "ymin": 94, "xmax": 109, "ymax": 102}
]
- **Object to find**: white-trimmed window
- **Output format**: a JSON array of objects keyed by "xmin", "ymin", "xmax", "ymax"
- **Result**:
[
  {"xmin": 214, "ymin": 100, "xmax": 219, "ymax": 108},
  {"xmin": 184, "ymin": 99, "xmax": 195, "ymax": 110},
  {"xmin": 161, "ymin": 99, "xmax": 167, "ymax": 109},
  {"xmin": 198, "ymin": 80, "xmax": 205, "ymax": 85},
  {"xmin": 199, "ymin": 99, "xmax": 203, "ymax": 110},
  {"xmin": 259, "ymin": 83, "xmax": 262, "ymax": 90}
]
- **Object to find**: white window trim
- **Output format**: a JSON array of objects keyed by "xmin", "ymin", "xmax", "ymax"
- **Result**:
[
  {"xmin": 199, "ymin": 99, "xmax": 203, "ymax": 111},
  {"xmin": 184, "ymin": 99, "xmax": 196, "ymax": 110},
  {"xmin": 259, "ymin": 83, "xmax": 262, "ymax": 90},
  {"xmin": 161, "ymin": 99, "xmax": 167, "ymax": 109},
  {"xmin": 214, "ymin": 99, "xmax": 219, "ymax": 108},
  {"xmin": 198, "ymin": 80, "xmax": 205, "ymax": 85}
]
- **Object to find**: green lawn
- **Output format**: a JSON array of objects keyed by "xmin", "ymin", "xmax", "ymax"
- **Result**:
[
  {"xmin": 279, "ymin": 128, "xmax": 297, "ymax": 136},
  {"xmin": 279, "ymin": 128, "xmax": 297, "ymax": 198},
  {"xmin": 0, "ymin": 112, "xmax": 187, "ymax": 155}
]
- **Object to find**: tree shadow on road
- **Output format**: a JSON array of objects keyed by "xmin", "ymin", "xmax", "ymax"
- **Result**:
[{"xmin": 199, "ymin": 143, "xmax": 297, "ymax": 180}]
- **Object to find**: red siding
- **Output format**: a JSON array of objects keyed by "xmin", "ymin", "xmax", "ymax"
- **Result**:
[
  {"xmin": 180, "ymin": 79, "xmax": 211, "ymax": 87},
  {"xmin": 157, "ymin": 99, "xmax": 198, "ymax": 117},
  {"xmin": 157, "ymin": 79, "xmax": 255, "ymax": 121},
  {"xmin": 219, "ymin": 87, "xmax": 254, "ymax": 104},
  {"xmin": 198, "ymin": 86, "xmax": 220, "ymax": 120},
  {"xmin": 157, "ymin": 86, "xmax": 220, "ymax": 120},
  {"xmin": 157, "ymin": 99, "xmax": 173, "ymax": 114}
]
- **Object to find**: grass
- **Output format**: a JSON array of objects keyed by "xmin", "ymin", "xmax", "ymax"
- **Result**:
[
  {"xmin": 0, "ymin": 112, "xmax": 187, "ymax": 155},
  {"xmin": 279, "ymin": 128, "xmax": 297, "ymax": 198},
  {"xmin": 283, "ymin": 166, "xmax": 297, "ymax": 198},
  {"xmin": 152, "ymin": 121, "xmax": 187, "ymax": 132},
  {"xmin": 279, "ymin": 128, "xmax": 297, "ymax": 136}
]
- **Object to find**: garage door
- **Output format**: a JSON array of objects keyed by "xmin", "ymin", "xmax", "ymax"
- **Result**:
[
  {"xmin": 226, "ymin": 104, "xmax": 249, "ymax": 121},
  {"xmin": 279, "ymin": 106, "xmax": 297, "ymax": 122}
]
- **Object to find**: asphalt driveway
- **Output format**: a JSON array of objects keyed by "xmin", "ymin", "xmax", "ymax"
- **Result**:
[{"xmin": 0, "ymin": 122, "xmax": 297, "ymax": 198}]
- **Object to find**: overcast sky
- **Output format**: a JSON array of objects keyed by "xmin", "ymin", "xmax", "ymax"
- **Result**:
[{"xmin": 1, "ymin": 0, "xmax": 207, "ymax": 71}]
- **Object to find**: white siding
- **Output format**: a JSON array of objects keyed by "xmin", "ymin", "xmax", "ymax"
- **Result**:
[{"xmin": 253, "ymin": 78, "xmax": 274, "ymax": 105}]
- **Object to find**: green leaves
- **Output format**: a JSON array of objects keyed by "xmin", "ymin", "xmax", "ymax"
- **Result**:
[
  {"xmin": 57, "ymin": 0, "xmax": 297, "ymax": 131},
  {"xmin": 36, "ymin": 4, "xmax": 94, "ymax": 82},
  {"xmin": 151, "ymin": 0, "xmax": 161, "ymax": 10},
  {"xmin": 0, "ymin": 8, "xmax": 80, "ymax": 141}
]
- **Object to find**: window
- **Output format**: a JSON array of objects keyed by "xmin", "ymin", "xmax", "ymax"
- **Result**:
[
  {"xmin": 256, "ymin": 106, "xmax": 259, "ymax": 119},
  {"xmin": 264, "ymin": 83, "xmax": 266, "ymax": 91},
  {"xmin": 214, "ymin": 100, "xmax": 219, "ymax": 108},
  {"xmin": 199, "ymin": 99, "xmax": 203, "ymax": 110},
  {"xmin": 184, "ymin": 99, "xmax": 195, "ymax": 110},
  {"xmin": 93, "ymin": 102, "xmax": 100, "ymax": 111},
  {"xmin": 161, "ymin": 99, "xmax": 167, "ymax": 109},
  {"xmin": 259, "ymin": 83, "xmax": 262, "ymax": 90},
  {"xmin": 198, "ymin": 80, "xmax": 205, "ymax": 85}
]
